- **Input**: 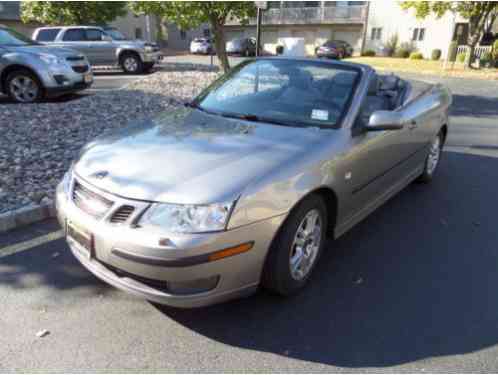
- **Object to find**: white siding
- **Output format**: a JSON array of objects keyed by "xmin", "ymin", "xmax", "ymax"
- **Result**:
[{"xmin": 366, "ymin": 2, "xmax": 465, "ymax": 59}]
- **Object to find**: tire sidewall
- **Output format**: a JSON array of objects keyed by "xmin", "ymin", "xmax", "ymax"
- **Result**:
[{"xmin": 263, "ymin": 195, "xmax": 328, "ymax": 295}]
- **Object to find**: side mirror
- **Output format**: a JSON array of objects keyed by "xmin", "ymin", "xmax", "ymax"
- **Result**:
[
  {"xmin": 102, "ymin": 34, "xmax": 113, "ymax": 42},
  {"xmin": 365, "ymin": 110, "xmax": 404, "ymax": 131}
]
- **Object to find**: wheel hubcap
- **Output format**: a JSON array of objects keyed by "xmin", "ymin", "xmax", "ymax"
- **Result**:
[
  {"xmin": 289, "ymin": 209, "xmax": 322, "ymax": 281},
  {"xmin": 426, "ymin": 136, "xmax": 441, "ymax": 175},
  {"xmin": 10, "ymin": 76, "xmax": 38, "ymax": 102},
  {"xmin": 124, "ymin": 57, "xmax": 138, "ymax": 72}
]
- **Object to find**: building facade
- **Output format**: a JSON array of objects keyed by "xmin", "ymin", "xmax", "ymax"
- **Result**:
[
  {"xmin": 225, "ymin": 1, "xmax": 368, "ymax": 56},
  {"xmin": 0, "ymin": 1, "xmax": 39, "ymax": 35}
]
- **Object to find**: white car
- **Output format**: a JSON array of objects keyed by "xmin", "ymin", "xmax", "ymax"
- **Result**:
[{"xmin": 190, "ymin": 38, "xmax": 214, "ymax": 55}]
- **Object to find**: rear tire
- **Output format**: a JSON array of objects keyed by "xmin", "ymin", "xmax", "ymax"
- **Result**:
[
  {"xmin": 5, "ymin": 69, "xmax": 43, "ymax": 103},
  {"xmin": 120, "ymin": 52, "xmax": 143, "ymax": 74},
  {"xmin": 262, "ymin": 194, "xmax": 327, "ymax": 296},
  {"xmin": 417, "ymin": 131, "xmax": 444, "ymax": 183}
]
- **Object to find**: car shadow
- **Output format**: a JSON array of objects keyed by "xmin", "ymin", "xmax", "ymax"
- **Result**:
[{"xmin": 154, "ymin": 149, "xmax": 498, "ymax": 368}]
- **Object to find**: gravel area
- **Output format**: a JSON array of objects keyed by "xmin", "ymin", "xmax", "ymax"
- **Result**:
[{"xmin": 0, "ymin": 63, "xmax": 219, "ymax": 214}]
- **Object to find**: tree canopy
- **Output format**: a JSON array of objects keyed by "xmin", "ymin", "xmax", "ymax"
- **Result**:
[
  {"xmin": 130, "ymin": 1, "xmax": 256, "ymax": 72},
  {"xmin": 21, "ymin": 1, "xmax": 128, "ymax": 26}
]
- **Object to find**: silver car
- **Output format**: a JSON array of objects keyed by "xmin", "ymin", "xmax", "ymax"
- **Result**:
[
  {"xmin": 0, "ymin": 26, "xmax": 92, "ymax": 103},
  {"xmin": 56, "ymin": 58, "xmax": 451, "ymax": 308},
  {"xmin": 33, "ymin": 26, "xmax": 161, "ymax": 74}
]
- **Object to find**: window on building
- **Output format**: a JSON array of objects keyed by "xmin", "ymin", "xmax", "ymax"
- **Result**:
[
  {"xmin": 35, "ymin": 28, "xmax": 61, "ymax": 42},
  {"xmin": 180, "ymin": 30, "xmax": 187, "ymax": 40},
  {"xmin": 135, "ymin": 28, "xmax": 143, "ymax": 39},
  {"xmin": 203, "ymin": 29, "xmax": 211, "ymax": 37},
  {"xmin": 62, "ymin": 28, "xmax": 86, "ymax": 41},
  {"xmin": 412, "ymin": 27, "xmax": 425, "ymax": 41},
  {"xmin": 267, "ymin": 1, "xmax": 281, "ymax": 9},
  {"xmin": 370, "ymin": 27, "xmax": 382, "ymax": 40}
]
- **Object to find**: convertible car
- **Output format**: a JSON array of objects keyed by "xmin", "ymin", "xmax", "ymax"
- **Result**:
[{"xmin": 56, "ymin": 58, "xmax": 451, "ymax": 308}]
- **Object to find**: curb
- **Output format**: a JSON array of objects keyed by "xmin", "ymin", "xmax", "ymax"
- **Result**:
[{"xmin": 0, "ymin": 200, "xmax": 56, "ymax": 234}]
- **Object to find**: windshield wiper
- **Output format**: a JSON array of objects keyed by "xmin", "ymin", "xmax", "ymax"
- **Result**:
[{"xmin": 219, "ymin": 111, "xmax": 302, "ymax": 128}]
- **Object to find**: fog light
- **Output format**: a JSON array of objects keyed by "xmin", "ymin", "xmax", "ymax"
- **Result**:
[
  {"xmin": 167, "ymin": 275, "xmax": 219, "ymax": 295},
  {"xmin": 53, "ymin": 74, "xmax": 69, "ymax": 85}
]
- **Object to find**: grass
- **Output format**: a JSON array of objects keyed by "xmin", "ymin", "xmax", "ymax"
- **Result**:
[{"xmin": 346, "ymin": 57, "xmax": 498, "ymax": 80}]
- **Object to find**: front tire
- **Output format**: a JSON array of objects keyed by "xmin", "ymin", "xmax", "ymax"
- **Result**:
[
  {"xmin": 120, "ymin": 53, "xmax": 143, "ymax": 74},
  {"xmin": 417, "ymin": 131, "xmax": 444, "ymax": 183},
  {"xmin": 262, "ymin": 195, "xmax": 327, "ymax": 296},
  {"xmin": 5, "ymin": 69, "xmax": 43, "ymax": 103}
]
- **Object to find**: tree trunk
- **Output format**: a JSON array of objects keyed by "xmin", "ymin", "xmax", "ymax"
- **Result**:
[{"xmin": 211, "ymin": 20, "xmax": 230, "ymax": 73}]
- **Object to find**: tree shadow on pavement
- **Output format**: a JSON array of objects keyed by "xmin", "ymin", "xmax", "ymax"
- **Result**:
[
  {"xmin": 451, "ymin": 94, "xmax": 498, "ymax": 118},
  {"xmin": 156, "ymin": 150, "xmax": 498, "ymax": 368},
  {"xmin": 0, "ymin": 228, "xmax": 112, "ymax": 297}
]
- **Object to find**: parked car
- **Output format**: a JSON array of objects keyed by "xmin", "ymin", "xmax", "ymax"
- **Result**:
[
  {"xmin": 56, "ymin": 58, "xmax": 451, "ymax": 308},
  {"xmin": 190, "ymin": 38, "xmax": 215, "ymax": 55},
  {"xmin": 315, "ymin": 40, "xmax": 351, "ymax": 59},
  {"xmin": 32, "ymin": 26, "xmax": 162, "ymax": 74},
  {"xmin": 0, "ymin": 26, "xmax": 92, "ymax": 103},
  {"xmin": 226, "ymin": 37, "xmax": 256, "ymax": 56}
]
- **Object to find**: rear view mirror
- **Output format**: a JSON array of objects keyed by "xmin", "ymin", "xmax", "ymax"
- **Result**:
[{"xmin": 365, "ymin": 110, "xmax": 404, "ymax": 131}]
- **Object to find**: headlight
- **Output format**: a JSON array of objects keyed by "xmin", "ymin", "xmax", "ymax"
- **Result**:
[
  {"xmin": 38, "ymin": 53, "xmax": 66, "ymax": 67},
  {"xmin": 139, "ymin": 202, "xmax": 234, "ymax": 233},
  {"xmin": 61, "ymin": 163, "xmax": 74, "ymax": 195},
  {"xmin": 144, "ymin": 45, "xmax": 154, "ymax": 53}
]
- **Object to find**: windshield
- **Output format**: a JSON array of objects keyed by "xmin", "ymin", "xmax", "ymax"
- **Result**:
[
  {"xmin": 0, "ymin": 28, "xmax": 39, "ymax": 46},
  {"xmin": 195, "ymin": 59, "xmax": 360, "ymax": 128},
  {"xmin": 105, "ymin": 29, "xmax": 127, "ymax": 40}
]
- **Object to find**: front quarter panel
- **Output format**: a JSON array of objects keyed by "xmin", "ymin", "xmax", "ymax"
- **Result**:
[{"xmin": 228, "ymin": 129, "xmax": 352, "ymax": 230}]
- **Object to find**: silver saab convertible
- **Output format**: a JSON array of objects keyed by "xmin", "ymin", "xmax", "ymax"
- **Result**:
[{"xmin": 56, "ymin": 58, "xmax": 451, "ymax": 308}]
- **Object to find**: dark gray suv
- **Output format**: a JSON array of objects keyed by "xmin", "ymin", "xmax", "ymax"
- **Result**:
[{"xmin": 0, "ymin": 26, "xmax": 92, "ymax": 103}]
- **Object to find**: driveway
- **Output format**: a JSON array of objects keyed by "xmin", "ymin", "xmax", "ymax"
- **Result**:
[{"xmin": 1, "ymin": 73, "xmax": 497, "ymax": 372}]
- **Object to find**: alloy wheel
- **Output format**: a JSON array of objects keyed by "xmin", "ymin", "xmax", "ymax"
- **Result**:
[
  {"xmin": 9, "ymin": 75, "xmax": 39, "ymax": 103},
  {"xmin": 289, "ymin": 209, "xmax": 322, "ymax": 281}
]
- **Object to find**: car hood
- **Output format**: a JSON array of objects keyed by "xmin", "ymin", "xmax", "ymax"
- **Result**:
[
  {"xmin": 75, "ymin": 108, "xmax": 329, "ymax": 204},
  {"xmin": 8, "ymin": 45, "xmax": 82, "ymax": 57}
]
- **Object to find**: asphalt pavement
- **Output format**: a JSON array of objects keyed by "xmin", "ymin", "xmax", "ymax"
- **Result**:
[{"xmin": 1, "ymin": 70, "xmax": 498, "ymax": 372}]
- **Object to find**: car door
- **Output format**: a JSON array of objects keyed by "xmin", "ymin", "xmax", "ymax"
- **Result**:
[
  {"xmin": 60, "ymin": 28, "xmax": 91, "ymax": 60},
  {"xmin": 85, "ymin": 28, "xmax": 115, "ymax": 65},
  {"xmin": 338, "ymin": 76, "xmax": 424, "ymax": 228}
]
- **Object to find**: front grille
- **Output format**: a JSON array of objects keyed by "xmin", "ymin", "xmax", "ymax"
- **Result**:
[
  {"xmin": 72, "ymin": 65, "xmax": 89, "ymax": 73},
  {"xmin": 110, "ymin": 205, "xmax": 135, "ymax": 223},
  {"xmin": 72, "ymin": 180, "xmax": 113, "ymax": 219},
  {"xmin": 66, "ymin": 55, "xmax": 85, "ymax": 62}
]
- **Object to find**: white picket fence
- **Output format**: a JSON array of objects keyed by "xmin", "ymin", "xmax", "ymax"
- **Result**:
[{"xmin": 456, "ymin": 45, "xmax": 493, "ymax": 59}]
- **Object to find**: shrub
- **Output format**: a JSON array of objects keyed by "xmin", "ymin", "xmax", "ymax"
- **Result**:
[
  {"xmin": 456, "ymin": 52, "xmax": 466, "ymax": 63},
  {"xmin": 385, "ymin": 33, "xmax": 399, "ymax": 57},
  {"xmin": 362, "ymin": 49, "xmax": 376, "ymax": 57},
  {"xmin": 409, "ymin": 52, "xmax": 424, "ymax": 60},
  {"xmin": 492, "ymin": 40, "xmax": 498, "ymax": 60},
  {"xmin": 395, "ymin": 42, "xmax": 416, "ymax": 58},
  {"xmin": 431, "ymin": 49, "xmax": 442, "ymax": 60},
  {"xmin": 447, "ymin": 41, "xmax": 458, "ymax": 62}
]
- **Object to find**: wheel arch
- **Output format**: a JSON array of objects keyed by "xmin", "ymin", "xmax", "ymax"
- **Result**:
[{"xmin": 0, "ymin": 64, "xmax": 44, "ymax": 94}]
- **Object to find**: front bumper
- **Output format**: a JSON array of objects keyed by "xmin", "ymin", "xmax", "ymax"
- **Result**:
[
  {"xmin": 56, "ymin": 176, "xmax": 285, "ymax": 308},
  {"xmin": 141, "ymin": 51, "xmax": 162, "ymax": 63},
  {"xmin": 38, "ymin": 62, "xmax": 93, "ymax": 94}
]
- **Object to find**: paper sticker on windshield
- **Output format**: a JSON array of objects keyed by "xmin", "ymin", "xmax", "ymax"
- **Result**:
[{"xmin": 311, "ymin": 109, "xmax": 329, "ymax": 121}]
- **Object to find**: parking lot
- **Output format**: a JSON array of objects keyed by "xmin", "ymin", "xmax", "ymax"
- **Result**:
[{"xmin": 1, "ymin": 60, "xmax": 498, "ymax": 371}]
